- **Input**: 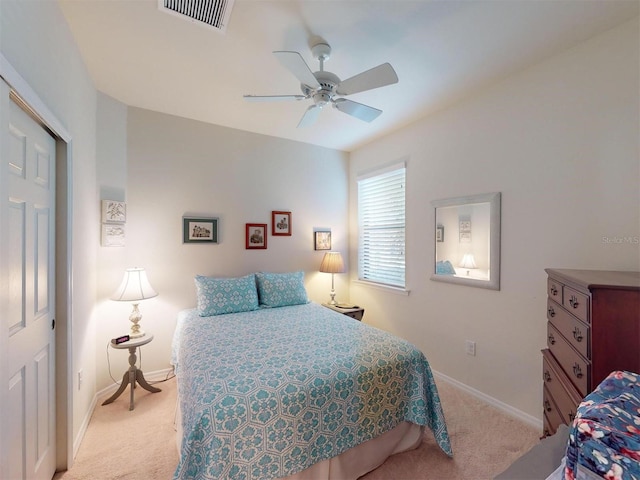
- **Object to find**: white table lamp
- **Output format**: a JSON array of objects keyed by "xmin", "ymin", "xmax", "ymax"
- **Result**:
[
  {"xmin": 319, "ymin": 252, "xmax": 345, "ymax": 305},
  {"xmin": 111, "ymin": 267, "xmax": 158, "ymax": 338},
  {"xmin": 460, "ymin": 253, "xmax": 477, "ymax": 276}
]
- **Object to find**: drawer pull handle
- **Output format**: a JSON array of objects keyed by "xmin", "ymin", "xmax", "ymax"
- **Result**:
[
  {"xmin": 548, "ymin": 306, "xmax": 555, "ymax": 318},
  {"xmin": 569, "ymin": 412, "xmax": 575, "ymax": 422},
  {"xmin": 573, "ymin": 327, "xmax": 583, "ymax": 342},
  {"xmin": 569, "ymin": 295, "xmax": 580, "ymax": 309},
  {"xmin": 573, "ymin": 363, "xmax": 583, "ymax": 379},
  {"xmin": 550, "ymin": 285, "xmax": 558, "ymax": 296},
  {"xmin": 544, "ymin": 371, "xmax": 552, "ymax": 382},
  {"xmin": 544, "ymin": 400, "xmax": 552, "ymax": 412},
  {"xmin": 548, "ymin": 332, "xmax": 556, "ymax": 345}
]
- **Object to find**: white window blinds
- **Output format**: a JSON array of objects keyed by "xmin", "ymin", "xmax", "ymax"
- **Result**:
[{"xmin": 357, "ymin": 163, "xmax": 406, "ymax": 288}]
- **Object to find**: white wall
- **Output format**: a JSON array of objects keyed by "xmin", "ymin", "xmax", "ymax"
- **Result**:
[
  {"xmin": 94, "ymin": 107, "xmax": 350, "ymax": 390},
  {"xmin": 349, "ymin": 17, "xmax": 639, "ymax": 421},
  {"xmin": 1, "ymin": 0, "xmax": 99, "ymax": 456},
  {"xmin": 95, "ymin": 92, "xmax": 129, "ymax": 390}
]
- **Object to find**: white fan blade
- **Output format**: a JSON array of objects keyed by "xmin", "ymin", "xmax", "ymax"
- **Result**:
[
  {"xmin": 244, "ymin": 94, "xmax": 306, "ymax": 102},
  {"xmin": 336, "ymin": 63, "xmax": 398, "ymax": 95},
  {"xmin": 297, "ymin": 105, "xmax": 321, "ymax": 128},
  {"xmin": 273, "ymin": 51, "xmax": 321, "ymax": 89},
  {"xmin": 333, "ymin": 98, "xmax": 382, "ymax": 122}
]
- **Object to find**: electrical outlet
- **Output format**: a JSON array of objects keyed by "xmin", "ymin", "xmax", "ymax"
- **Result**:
[
  {"xmin": 465, "ymin": 340, "xmax": 476, "ymax": 356},
  {"xmin": 78, "ymin": 369, "xmax": 83, "ymax": 390}
]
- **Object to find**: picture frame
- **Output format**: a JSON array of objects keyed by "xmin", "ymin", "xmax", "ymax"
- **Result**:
[
  {"xmin": 459, "ymin": 218, "xmax": 471, "ymax": 243},
  {"xmin": 314, "ymin": 231, "xmax": 331, "ymax": 250},
  {"xmin": 101, "ymin": 224, "xmax": 125, "ymax": 247},
  {"xmin": 183, "ymin": 217, "xmax": 218, "ymax": 243},
  {"xmin": 101, "ymin": 200, "xmax": 126, "ymax": 224},
  {"xmin": 436, "ymin": 225, "xmax": 444, "ymax": 242},
  {"xmin": 246, "ymin": 223, "xmax": 267, "ymax": 249},
  {"xmin": 272, "ymin": 211, "xmax": 291, "ymax": 236}
]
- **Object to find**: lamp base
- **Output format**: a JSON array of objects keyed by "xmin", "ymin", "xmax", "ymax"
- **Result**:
[
  {"xmin": 129, "ymin": 303, "xmax": 145, "ymax": 339},
  {"xmin": 329, "ymin": 289, "xmax": 337, "ymax": 305}
]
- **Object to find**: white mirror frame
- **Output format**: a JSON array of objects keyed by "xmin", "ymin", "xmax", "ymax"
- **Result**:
[{"xmin": 430, "ymin": 192, "xmax": 501, "ymax": 290}]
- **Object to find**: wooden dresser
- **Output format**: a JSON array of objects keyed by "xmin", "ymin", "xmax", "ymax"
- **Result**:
[{"xmin": 541, "ymin": 268, "xmax": 640, "ymax": 437}]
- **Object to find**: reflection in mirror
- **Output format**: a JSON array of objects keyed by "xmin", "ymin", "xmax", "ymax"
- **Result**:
[{"xmin": 431, "ymin": 192, "xmax": 501, "ymax": 290}]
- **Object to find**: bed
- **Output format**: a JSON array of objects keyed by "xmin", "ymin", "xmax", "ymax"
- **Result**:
[
  {"xmin": 171, "ymin": 272, "xmax": 452, "ymax": 479},
  {"xmin": 495, "ymin": 370, "xmax": 640, "ymax": 480}
]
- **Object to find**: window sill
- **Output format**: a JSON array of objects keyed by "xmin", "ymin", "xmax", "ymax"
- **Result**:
[{"xmin": 352, "ymin": 280, "xmax": 410, "ymax": 296}]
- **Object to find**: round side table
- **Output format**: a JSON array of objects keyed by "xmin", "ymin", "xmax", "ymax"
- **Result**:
[{"xmin": 101, "ymin": 334, "xmax": 161, "ymax": 410}]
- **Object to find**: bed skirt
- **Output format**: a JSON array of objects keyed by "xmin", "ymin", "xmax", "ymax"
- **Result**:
[
  {"xmin": 175, "ymin": 402, "xmax": 423, "ymax": 479},
  {"xmin": 282, "ymin": 421, "xmax": 423, "ymax": 479}
]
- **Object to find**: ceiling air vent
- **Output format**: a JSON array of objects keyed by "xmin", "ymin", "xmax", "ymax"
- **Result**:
[{"xmin": 159, "ymin": 0, "xmax": 235, "ymax": 34}]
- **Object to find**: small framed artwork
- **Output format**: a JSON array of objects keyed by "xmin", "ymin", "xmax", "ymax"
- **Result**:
[
  {"xmin": 272, "ymin": 211, "xmax": 291, "ymax": 236},
  {"xmin": 246, "ymin": 223, "xmax": 267, "ymax": 249},
  {"xmin": 102, "ymin": 200, "xmax": 126, "ymax": 224},
  {"xmin": 314, "ymin": 231, "xmax": 331, "ymax": 250},
  {"xmin": 101, "ymin": 224, "xmax": 125, "ymax": 247},
  {"xmin": 459, "ymin": 218, "xmax": 471, "ymax": 243},
  {"xmin": 436, "ymin": 225, "xmax": 444, "ymax": 242},
  {"xmin": 183, "ymin": 217, "xmax": 218, "ymax": 244}
]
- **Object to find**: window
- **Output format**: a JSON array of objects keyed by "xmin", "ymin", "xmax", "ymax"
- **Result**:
[{"xmin": 357, "ymin": 163, "xmax": 406, "ymax": 288}]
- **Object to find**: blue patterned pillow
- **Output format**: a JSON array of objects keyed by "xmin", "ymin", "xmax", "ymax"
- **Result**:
[
  {"xmin": 255, "ymin": 271, "xmax": 309, "ymax": 307},
  {"xmin": 436, "ymin": 260, "xmax": 456, "ymax": 275},
  {"xmin": 194, "ymin": 274, "xmax": 259, "ymax": 316}
]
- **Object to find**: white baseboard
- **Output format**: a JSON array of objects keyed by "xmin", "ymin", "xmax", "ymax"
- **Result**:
[
  {"xmin": 73, "ymin": 367, "xmax": 175, "ymax": 458},
  {"xmin": 432, "ymin": 370, "xmax": 543, "ymax": 430},
  {"xmin": 73, "ymin": 395, "xmax": 97, "ymax": 459}
]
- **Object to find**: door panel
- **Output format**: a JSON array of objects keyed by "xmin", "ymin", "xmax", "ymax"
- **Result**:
[
  {"xmin": 8, "ymin": 199, "xmax": 26, "ymax": 335},
  {"xmin": 1, "ymin": 82, "xmax": 56, "ymax": 480}
]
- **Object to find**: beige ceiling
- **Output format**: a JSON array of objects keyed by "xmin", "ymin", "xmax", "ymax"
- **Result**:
[{"xmin": 58, "ymin": 0, "xmax": 638, "ymax": 152}]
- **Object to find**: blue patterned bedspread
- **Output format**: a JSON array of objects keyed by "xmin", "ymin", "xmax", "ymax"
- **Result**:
[
  {"xmin": 565, "ymin": 370, "xmax": 640, "ymax": 480},
  {"xmin": 172, "ymin": 302, "xmax": 452, "ymax": 479}
]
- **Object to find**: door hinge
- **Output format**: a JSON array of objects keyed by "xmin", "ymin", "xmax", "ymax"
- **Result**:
[{"xmin": 51, "ymin": 318, "xmax": 55, "ymax": 330}]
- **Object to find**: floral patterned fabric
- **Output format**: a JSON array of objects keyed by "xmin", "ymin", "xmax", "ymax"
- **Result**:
[
  {"xmin": 255, "ymin": 271, "xmax": 309, "ymax": 307},
  {"xmin": 565, "ymin": 370, "xmax": 640, "ymax": 480},
  {"xmin": 194, "ymin": 274, "xmax": 259, "ymax": 316},
  {"xmin": 172, "ymin": 303, "xmax": 452, "ymax": 480}
]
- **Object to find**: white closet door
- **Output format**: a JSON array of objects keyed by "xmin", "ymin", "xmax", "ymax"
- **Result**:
[{"xmin": 0, "ymin": 80, "xmax": 56, "ymax": 480}]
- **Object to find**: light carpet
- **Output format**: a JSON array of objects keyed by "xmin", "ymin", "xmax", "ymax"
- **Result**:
[{"xmin": 54, "ymin": 376, "xmax": 540, "ymax": 479}]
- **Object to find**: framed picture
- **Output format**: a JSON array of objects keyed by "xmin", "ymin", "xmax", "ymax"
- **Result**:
[
  {"xmin": 314, "ymin": 231, "xmax": 331, "ymax": 250},
  {"xmin": 436, "ymin": 225, "xmax": 444, "ymax": 242},
  {"xmin": 272, "ymin": 211, "xmax": 291, "ymax": 236},
  {"xmin": 246, "ymin": 223, "xmax": 267, "ymax": 249},
  {"xmin": 459, "ymin": 218, "xmax": 471, "ymax": 243},
  {"xmin": 101, "ymin": 224, "xmax": 125, "ymax": 247},
  {"xmin": 183, "ymin": 217, "xmax": 218, "ymax": 243},
  {"xmin": 101, "ymin": 200, "xmax": 126, "ymax": 224}
]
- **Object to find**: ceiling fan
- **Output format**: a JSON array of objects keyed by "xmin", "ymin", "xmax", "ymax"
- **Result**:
[{"xmin": 244, "ymin": 42, "xmax": 398, "ymax": 128}]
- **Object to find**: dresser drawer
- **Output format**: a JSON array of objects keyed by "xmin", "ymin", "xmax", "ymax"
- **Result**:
[
  {"xmin": 547, "ymin": 298, "xmax": 590, "ymax": 359},
  {"xmin": 542, "ymin": 350, "xmax": 583, "ymax": 426},
  {"xmin": 562, "ymin": 286, "xmax": 589, "ymax": 323},
  {"xmin": 547, "ymin": 278, "xmax": 562, "ymax": 303},
  {"xmin": 543, "ymin": 414, "xmax": 555, "ymax": 438},
  {"xmin": 543, "ymin": 385, "xmax": 564, "ymax": 434},
  {"xmin": 547, "ymin": 323, "xmax": 590, "ymax": 396}
]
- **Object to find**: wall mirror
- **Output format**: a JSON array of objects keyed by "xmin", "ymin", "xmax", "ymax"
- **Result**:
[{"xmin": 431, "ymin": 192, "xmax": 501, "ymax": 290}]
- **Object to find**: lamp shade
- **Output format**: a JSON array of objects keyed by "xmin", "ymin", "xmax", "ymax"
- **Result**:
[
  {"xmin": 319, "ymin": 252, "xmax": 345, "ymax": 274},
  {"xmin": 459, "ymin": 254, "xmax": 477, "ymax": 269},
  {"xmin": 111, "ymin": 267, "xmax": 158, "ymax": 302}
]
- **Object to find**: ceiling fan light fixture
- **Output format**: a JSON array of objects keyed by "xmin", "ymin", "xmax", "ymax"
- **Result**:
[{"xmin": 244, "ymin": 41, "xmax": 398, "ymax": 128}]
